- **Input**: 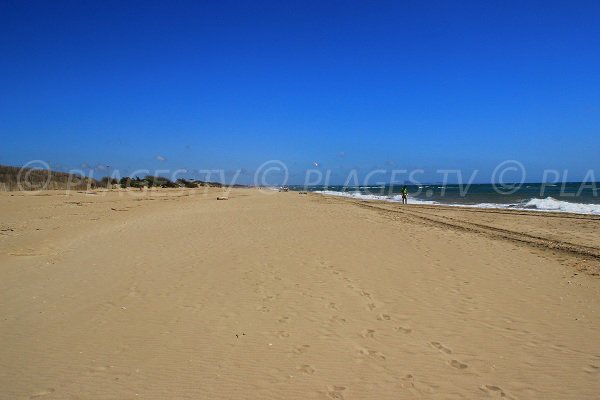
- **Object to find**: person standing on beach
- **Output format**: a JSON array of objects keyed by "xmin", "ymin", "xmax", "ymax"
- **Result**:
[{"xmin": 401, "ymin": 185, "xmax": 408, "ymax": 204}]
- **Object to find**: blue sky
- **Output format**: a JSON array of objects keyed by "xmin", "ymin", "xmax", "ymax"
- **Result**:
[{"xmin": 1, "ymin": 0, "xmax": 599, "ymax": 184}]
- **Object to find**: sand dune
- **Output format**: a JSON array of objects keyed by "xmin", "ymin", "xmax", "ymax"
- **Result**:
[{"xmin": 1, "ymin": 189, "xmax": 599, "ymax": 399}]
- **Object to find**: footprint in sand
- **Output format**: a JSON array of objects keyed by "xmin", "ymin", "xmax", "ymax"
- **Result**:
[
  {"xmin": 29, "ymin": 388, "xmax": 55, "ymax": 399},
  {"xmin": 367, "ymin": 303, "xmax": 377, "ymax": 311},
  {"xmin": 360, "ymin": 329, "xmax": 376, "ymax": 338},
  {"xmin": 330, "ymin": 315, "xmax": 347, "ymax": 324},
  {"xmin": 368, "ymin": 350, "xmax": 386, "ymax": 360},
  {"xmin": 327, "ymin": 385, "xmax": 346, "ymax": 399},
  {"xmin": 276, "ymin": 330, "xmax": 290, "ymax": 338},
  {"xmin": 394, "ymin": 326, "xmax": 412, "ymax": 334},
  {"xmin": 358, "ymin": 348, "xmax": 386, "ymax": 360},
  {"xmin": 293, "ymin": 344, "xmax": 311, "ymax": 354},
  {"xmin": 584, "ymin": 364, "xmax": 599, "ymax": 374},
  {"xmin": 430, "ymin": 341, "xmax": 452, "ymax": 354},
  {"xmin": 400, "ymin": 373, "xmax": 415, "ymax": 384},
  {"xmin": 89, "ymin": 366, "xmax": 108, "ymax": 373},
  {"xmin": 449, "ymin": 359, "xmax": 468, "ymax": 369},
  {"xmin": 479, "ymin": 384, "xmax": 510, "ymax": 398},
  {"xmin": 377, "ymin": 313, "xmax": 391, "ymax": 321},
  {"xmin": 359, "ymin": 289, "xmax": 372, "ymax": 299},
  {"xmin": 86, "ymin": 365, "xmax": 131, "ymax": 377},
  {"xmin": 127, "ymin": 285, "xmax": 139, "ymax": 298},
  {"xmin": 278, "ymin": 316, "xmax": 290, "ymax": 323},
  {"xmin": 297, "ymin": 364, "xmax": 315, "ymax": 374}
]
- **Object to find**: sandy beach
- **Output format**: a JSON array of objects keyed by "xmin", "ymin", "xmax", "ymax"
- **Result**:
[{"xmin": 1, "ymin": 188, "xmax": 599, "ymax": 399}]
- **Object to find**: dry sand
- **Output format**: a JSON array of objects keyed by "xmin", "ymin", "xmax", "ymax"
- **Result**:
[{"xmin": 1, "ymin": 188, "xmax": 599, "ymax": 399}]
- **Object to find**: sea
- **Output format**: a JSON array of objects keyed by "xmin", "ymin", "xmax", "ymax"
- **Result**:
[{"xmin": 288, "ymin": 183, "xmax": 600, "ymax": 215}]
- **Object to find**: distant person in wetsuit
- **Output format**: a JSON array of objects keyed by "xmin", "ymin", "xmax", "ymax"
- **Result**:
[{"xmin": 401, "ymin": 185, "xmax": 408, "ymax": 204}]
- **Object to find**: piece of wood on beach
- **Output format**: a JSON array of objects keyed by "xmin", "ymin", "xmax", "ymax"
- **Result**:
[{"xmin": 216, "ymin": 196, "xmax": 229, "ymax": 200}]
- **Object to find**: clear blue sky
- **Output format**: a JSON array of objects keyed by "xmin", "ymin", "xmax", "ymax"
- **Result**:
[{"xmin": 1, "ymin": 0, "xmax": 599, "ymax": 184}]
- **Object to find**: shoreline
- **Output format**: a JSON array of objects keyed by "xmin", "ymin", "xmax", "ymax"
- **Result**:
[
  {"xmin": 315, "ymin": 190, "xmax": 600, "ymax": 216},
  {"xmin": 321, "ymin": 195, "xmax": 600, "ymax": 269}
]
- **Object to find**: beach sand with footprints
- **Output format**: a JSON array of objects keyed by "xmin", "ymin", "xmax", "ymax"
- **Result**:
[{"xmin": 1, "ymin": 188, "xmax": 600, "ymax": 399}]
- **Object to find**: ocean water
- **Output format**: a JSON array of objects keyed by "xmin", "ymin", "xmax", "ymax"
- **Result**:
[{"xmin": 290, "ymin": 183, "xmax": 600, "ymax": 215}]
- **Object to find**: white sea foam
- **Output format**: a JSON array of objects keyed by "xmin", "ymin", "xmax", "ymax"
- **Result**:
[
  {"xmin": 315, "ymin": 190, "xmax": 437, "ymax": 205},
  {"xmin": 523, "ymin": 197, "xmax": 600, "ymax": 214},
  {"xmin": 315, "ymin": 191, "xmax": 600, "ymax": 215}
]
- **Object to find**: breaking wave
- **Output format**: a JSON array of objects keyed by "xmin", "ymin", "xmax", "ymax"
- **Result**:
[{"xmin": 315, "ymin": 191, "xmax": 600, "ymax": 215}]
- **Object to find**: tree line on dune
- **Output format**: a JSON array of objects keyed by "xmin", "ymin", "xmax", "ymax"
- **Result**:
[
  {"xmin": 0, "ymin": 165, "xmax": 95, "ymax": 191},
  {"xmin": 106, "ymin": 176, "xmax": 225, "ymax": 189},
  {"xmin": 0, "ymin": 165, "xmax": 235, "ymax": 191}
]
